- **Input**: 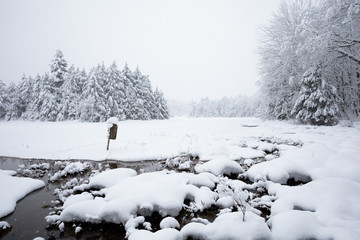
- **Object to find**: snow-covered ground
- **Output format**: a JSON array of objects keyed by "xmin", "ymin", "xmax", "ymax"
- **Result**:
[{"xmin": 0, "ymin": 117, "xmax": 359, "ymax": 239}]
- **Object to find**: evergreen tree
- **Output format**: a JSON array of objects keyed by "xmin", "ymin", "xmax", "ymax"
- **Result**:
[
  {"xmin": 79, "ymin": 66, "xmax": 106, "ymax": 122},
  {"xmin": 107, "ymin": 62, "xmax": 126, "ymax": 120},
  {"xmin": 4, "ymin": 83, "xmax": 20, "ymax": 120},
  {"xmin": 291, "ymin": 66, "xmax": 341, "ymax": 125},
  {"xmin": 133, "ymin": 67, "xmax": 153, "ymax": 120},
  {"xmin": 50, "ymin": 50, "xmax": 68, "ymax": 88},
  {"xmin": 23, "ymin": 74, "xmax": 43, "ymax": 120},
  {"xmin": 7, "ymin": 75, "xmax": 34, "ymax": 120},
  {"xmin": 38, "ymin": 73, "xmax": 58, "ymax": 121},
  {"xmin": 122, "ymin": 63, "xmax": 139, "ymax": 120},
  {"xmin": 154, "ymin": 87, "xmax": 169, "ymax": 119},
  {"xmin": 57, "ymin": 65, "xmax": 82, "ymax": 120}
]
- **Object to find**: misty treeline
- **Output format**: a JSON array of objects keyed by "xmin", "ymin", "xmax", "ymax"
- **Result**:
[
  {"xmin": 258, "ymin": 0, "xmax": 360, "ymax": 125},
  {"xmin": 189, "ymin": 96, "xmax": 258, "ymax": 118},
  {"xmin": 0, "ymin": 50, "xmax": 169, "ymax": 122}
]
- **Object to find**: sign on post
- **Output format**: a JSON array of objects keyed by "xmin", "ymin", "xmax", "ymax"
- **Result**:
[{"xmin": 107, "ymin": 117, "xmax": 118, "ymax": 150}]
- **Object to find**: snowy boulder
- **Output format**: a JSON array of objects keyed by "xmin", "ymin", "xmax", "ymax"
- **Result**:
[
  {"xmin": 160, "ymin": 217, "xmax": 180, "ymax": 229},
  {"xmin": 75, "ymin": 226, "xmax": 82, "ymax": 235},
  {"xmin": 216, "ymin": 196, "xmax": 235, "ymax": 208},
  {"xmin": 245, "ymin": 158, "xmax": 307, "ymax": 184},
  {"xmin": 257, "ymin": 142, "xmax": 277, "ymax": 153},
  {"xmin": 188, "ymin": 172, "xmax": 218, "ymax": 189},
  {"xmin": 50, "ymin": 162, "xmax": 90, "ymax": 181},
  {"xmin": 194, "ymin": 186, "xmax": 217, "ymax": 211},
  {"xmin": 88, "ymin": 168, "xmax": 137, "ymax": 188},
  {"xmin": 195, "ymin": 159, "xmax": 244, "ymax": 176},
  {"xmin": 181, "ymin": 211, "xmax": 271, "ymax": 240},
  {"xmin": 0, "ymin": 221, "xmax": 10, "ymax": 230},
  {"xmin": 62, "ymin": 192, "xmax": 94, "ymax": 208},
  {"xmin": 128, "ymin": 228, "xmax": 182, "ymax": 240}
]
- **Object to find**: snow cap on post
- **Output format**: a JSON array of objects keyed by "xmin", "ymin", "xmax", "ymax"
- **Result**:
[
  {"xmin": 107, "ymin": 117, "xmax": 119, "ymax": 129},
  {"xmin": 107, "ymin": 117, "xmax": 118, "ymax": 141}
]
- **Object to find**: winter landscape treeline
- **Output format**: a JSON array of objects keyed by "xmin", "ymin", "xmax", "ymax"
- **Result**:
[
  {"xmin": 189, "ymin": 96, "xmax": 258, "ymax": 118},
  {"xmin": 258, "ymin": 0, "xmax": 360, "ymax": 125},
  {"xmin": 0, "ymin": 50, "xmax": 169, "ymax": 122}
]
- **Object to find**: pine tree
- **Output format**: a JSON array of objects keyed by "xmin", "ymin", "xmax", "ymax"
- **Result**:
[
  {"xmin": 57, "ymin": 65, "xmax": 82, "ymax": 120},
  {"xmin": 154, "ymin": 87, "xmax": 169, "ymax": 119},
  {"xmin": 122, "ymin": 63, "xmax": 139, "ymax": 120},
  {"xmin": 6, "ymin": 75, "xmax": 34, "ymax": 120},
  {"xmin": 291, "ymin": 66, "xmax": 341, "ymax": 125},
  {"xmin": 79, "ymin": 66, "xmax": 106, "ymax": 122},
  {"xmin": 38, "ymin": 73, "xmax": 58, "ymax": 121},
  {"xmin": 50, "ymin": 50, "xmax": 68, "ymax": 88},
  {"xmin": 23, "ymin": 74, "xmax": 43, "ymax": 120},
  {"xmin": 106, "ymin": 62, "xmax": 126, "ymax": 120}
]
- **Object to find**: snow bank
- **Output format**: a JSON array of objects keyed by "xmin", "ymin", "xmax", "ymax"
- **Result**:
[
  {"xmin": 267, "ymin": 178, "xmax": 360, "ymax": 239},
  {"xmin": 269, "ymin": 210, "xmax": 331, "ymax": 240},
  {"xmin": 0, "ymin": 170, "xmax": 45, "ymax": 218}
]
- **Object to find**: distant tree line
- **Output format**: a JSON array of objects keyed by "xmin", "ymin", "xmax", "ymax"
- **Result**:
[
  {"xmin": 258, "ymin": 0, "xmax": 360, "ymax": 125},
  {"xmin": 189, "ymin": 96, "xmax": 258, "ymax": 118},
  {"xmin": 0, "ymin": 50, "xmax": 169, "ymax": 122}
]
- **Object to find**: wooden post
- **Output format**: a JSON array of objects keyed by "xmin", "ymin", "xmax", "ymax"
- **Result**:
[{"xmin": 107, "ymin": 137, "xmax": 110, "ymax": 150}]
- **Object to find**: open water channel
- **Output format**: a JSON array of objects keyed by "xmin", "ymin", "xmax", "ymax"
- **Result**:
[{"xmin": 0, "ymin": 157, "xmax": 165, "ymax": 240}]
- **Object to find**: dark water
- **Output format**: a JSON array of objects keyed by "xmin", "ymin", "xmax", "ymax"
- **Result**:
[{"xmin": 0, "ymin": 158, "xmax": 165, "ymax": 240}]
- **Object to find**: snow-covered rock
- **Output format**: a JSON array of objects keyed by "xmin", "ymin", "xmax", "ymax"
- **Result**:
[
  {"xmin": 88, "ymin": 168, "xmax": 137, "ymax": 188},
  {"xmin": 195, "ymin": 158, "xmax": 244, "ymax": 176},
  {"xmin": 160, "ymin": 217, "xmax": 180, "ymax": 229},
  {"xmin": 0, "ymin": 221, "xmax": 10, "ymax": 230},
  {"xmin": 181, "ymin": 212, "xmax": 271, "ymax": 240},
  {"xmin": 128, "ymin": 228, "xmax": 182, "ymax": 240}
]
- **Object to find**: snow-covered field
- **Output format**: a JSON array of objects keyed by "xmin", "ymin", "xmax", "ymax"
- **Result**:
[{"xmin": 0, "ymin": 117, "xmax": 360, "ymax": 239}]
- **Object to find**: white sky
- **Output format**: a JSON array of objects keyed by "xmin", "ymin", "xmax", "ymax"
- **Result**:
[{"xmin": 0, "ymin": 0, "xmax": 281, "ymax": 101}]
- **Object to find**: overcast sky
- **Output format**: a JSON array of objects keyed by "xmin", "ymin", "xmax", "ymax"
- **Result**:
[{"xmin": 0, "ymin": 0, "xmax": 281, "ymax": 101}]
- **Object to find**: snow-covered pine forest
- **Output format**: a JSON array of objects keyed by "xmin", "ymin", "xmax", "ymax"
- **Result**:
[
  {"xmin": 258, "ymin": 0, "xmax": 360, "ymax": 125},
  {"xmin": 0, "ymin": 50, "xmax": 169, "ymax": 122}
]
